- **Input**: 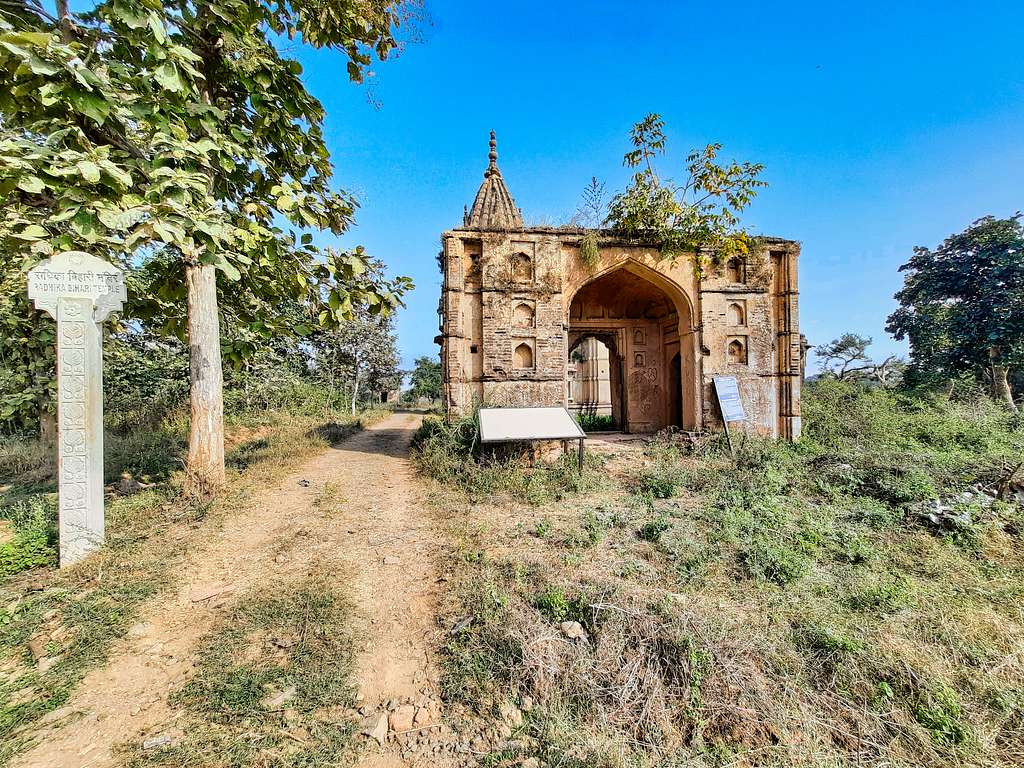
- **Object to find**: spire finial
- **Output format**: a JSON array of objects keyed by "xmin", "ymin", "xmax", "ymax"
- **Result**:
[{"xmin": 487, "ymin": 130, "xmax": 498, "ymax": 172}]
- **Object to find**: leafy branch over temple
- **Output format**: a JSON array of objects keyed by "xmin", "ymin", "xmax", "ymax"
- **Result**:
[{"xmin": 604, "ymin": 113, "xmax": 767, "ymax": 270}]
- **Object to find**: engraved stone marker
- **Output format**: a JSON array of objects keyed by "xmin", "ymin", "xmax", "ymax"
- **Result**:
[{"xmin": 28, "ymin": 251, "xmax": 126, "ymax": 566}]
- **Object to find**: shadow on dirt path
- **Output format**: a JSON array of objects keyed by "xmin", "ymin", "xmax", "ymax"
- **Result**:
[{"xmin": 13, "ymin": 412, "xmax": 453, "ymax": 768}]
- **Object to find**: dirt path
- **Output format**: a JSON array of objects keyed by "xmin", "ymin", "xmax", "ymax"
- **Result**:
[{"xmin": 14, "ymin": 412, "xmax": 447, "ymax": 768}]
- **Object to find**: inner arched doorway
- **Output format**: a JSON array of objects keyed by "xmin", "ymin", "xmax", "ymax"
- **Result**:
[{"xmin": 568, "ymin": 266, "xmax": 696, "ymax": 433}]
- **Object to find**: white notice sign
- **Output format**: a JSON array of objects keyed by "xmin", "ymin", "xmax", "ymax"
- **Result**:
[
  {"xmin": 712, "ymin": 376, "xmax": 746, "ymax": 423},
  {"xmin": 28, "ymin": 251, "xmax": 126, "ymax": 566},
  {"xmin": 479, "ymin": 407, "xmax": 585, "ymax": 443}
]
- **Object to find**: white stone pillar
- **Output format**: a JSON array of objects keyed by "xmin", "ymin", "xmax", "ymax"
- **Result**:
[{"xmin": 28, "ymin": 252, "xmax": 126, "ymax": 567}]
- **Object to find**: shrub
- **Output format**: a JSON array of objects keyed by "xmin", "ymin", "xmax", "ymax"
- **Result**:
[
  {"xmin": 912, "ymin": 683, "xmax": 973, "ymax": 747},
  {"xmin": 847, "ymin": 573, "xmax": 914, "ymax": 613},
  {"xmin": 742, "ymin": 537, "xmax": 811, "ymax": 585},
  {"xmin": 636, "ymin": 462, "xmax": 686, "ymax": 499},
  {"xmin": 534, "ymin": 584, "xmax": 590, "ymax": 627},
  {"xmin": 0, "ymin": 496, "xmax": 57, "ymax": 576},
  {"xmin": 637, "ymin": 515, "xmax": 670, "ymax": 543}
]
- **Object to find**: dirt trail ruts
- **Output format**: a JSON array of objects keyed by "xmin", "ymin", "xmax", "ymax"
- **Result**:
[{"xmin": 14, "ymin": 412, "xmax": 445, "ymax": 768}]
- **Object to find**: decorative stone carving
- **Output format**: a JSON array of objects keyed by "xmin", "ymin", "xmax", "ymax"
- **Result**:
[{"xmin": 28, "ymin": 251, "xmax": 126, "ymax": 566}]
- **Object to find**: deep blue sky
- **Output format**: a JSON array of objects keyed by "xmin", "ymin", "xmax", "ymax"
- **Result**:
[{"xmin": 293, "ymin": 0, "xmax": 1024, "ymax": 371}]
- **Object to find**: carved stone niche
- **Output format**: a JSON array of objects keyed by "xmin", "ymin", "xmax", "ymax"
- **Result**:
[
  {"xmin": 727, "ymin": 336, "xmax": 748, "ymax": 365},
  {"xmin": 513, "ymin": 341, "xmax": 534, "ymax": 369},
  {"xmin": 512, "ymin": 300, "xmax": 535, "ymax": 329},
  {"xmin": 727, "ymin": 300, "xmax": 746, "ymax": 326}
]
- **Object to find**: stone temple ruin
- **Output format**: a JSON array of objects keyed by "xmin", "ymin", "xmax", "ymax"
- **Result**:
[{"xmin": 437, "ymin": 133, "xmax": 803, "ymax": 438}]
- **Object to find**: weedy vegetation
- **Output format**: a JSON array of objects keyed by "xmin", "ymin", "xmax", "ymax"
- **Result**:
[
  {"xmin": 119, "ymin": 575, "xmax": 359, "ymax": 768},
  {"xmin": 421, "ymin": 379, "xmax": 1024, "ymax": 767}
]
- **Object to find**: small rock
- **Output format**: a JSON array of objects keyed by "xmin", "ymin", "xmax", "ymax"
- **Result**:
[
  {"xmin": 559, "ymin": 620, "xmax": 587, "ymax": 640},
  {"xmin": 142, "ymin": 733, "xmax": 175, "ymax": 750},
  {"xmin": 298, "ymin": 479, "xmax": 310, "ymax": 487},
  {"xmin": 389, "ymin": 703, "xmax": 416, "ymax": 732},
  {"xmin": 383, "ymin": 555, "xmax": 401, "ymax": 566},
  {"xmin": 27, "ymin": 635, "xmax": 48, "ymax": 661},
  {"xmin": 521, "ymin": 758, "xmax": 540, "ymax": 768},
  {"xmin": 361, "ymin": 712, "xmax": 389, "ymax": 746},
  {"xmin": 499, "ymin": 700, "xmax": 523, "ymax": 728},
  {"xmin": 261, "ymin": 685, "xmax": 297, "ymax": 710}
]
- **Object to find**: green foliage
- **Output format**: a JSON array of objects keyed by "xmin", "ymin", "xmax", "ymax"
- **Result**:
[
  {"xmin": 887, "ymin": 215, "xmax": 1024, "ymax": 404},
  {"xmin": 0, "ymin": 0, "xmax": 416, "ymax": 427},
  {"xmin": 636, "ymin": 461, "xmax": 686, "ymax": 499},
  {"xmin": 637, "ymin": 515, "xmax": 670, "ymax": 543},
  {"xmin": 912, "ymin": 683, "xmax": 974, "ymax": 747},
  {"xmin": 534, "ymin": 584, "xmax": 589, "ymax": 626},
  {"xmin": 793, "ymin": 622, "xmax": 861, "ymax": 655},
  {"xmin": 574, "ymin": 411, "xmax": 615, "ymax": 432},
  {"xmin": 742, "ymin": 537, "xmax": 812, "ymax": 585},
  {"xmin": 847, "ymin": 573, "xmax": 915, "ymax": 613},
  {"xmin": 605, "ymin": 113, "xmax": 766, "ymax": 270},
  {"xmin": 406, "ymin": 355, "xmax": 442, "ymax": 402},
  {"xmin": 0, "ymin": 496, "xmax": 57, "ymax": 575},
  {"xmin": 815, "ymin": 333, "xmax": 905, "ymax": 387}
]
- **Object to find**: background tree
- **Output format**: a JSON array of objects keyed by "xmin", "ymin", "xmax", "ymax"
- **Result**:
[
  {"xmin": 406, "ymin": 355, "xmax": 441, "ymax": 402},
  {"xmin": 815, "ymin": 333, "xmax": 904, "ymax": 387},
  {"xmin": 887, "ymin": 215, "xmax": 1024, "ymax": 409},
  {"xmin": 313, "ymin": 314, "xmax": 401, "ymax": 415},
  {"xmin": 605, "ymin": 113, "xmax": 766, "ymax": 271},
  {"xmin": 0, "ymin": 0, "xmax": 418, "ymax": 490}
]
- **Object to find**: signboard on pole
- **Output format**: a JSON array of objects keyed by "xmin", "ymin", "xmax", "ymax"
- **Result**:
[
  {"xmin": 478, "ymin": 406, "xmax": 586, "ymax": 469},
  {"xmin": 713, "ymin": 376, "xmax": 746, "ymax": 422}
]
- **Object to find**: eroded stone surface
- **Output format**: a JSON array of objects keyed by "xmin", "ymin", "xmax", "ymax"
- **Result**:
[
  {"xmin": 438, "ymin": 137, "xmax": 803, "ymax": 439},
  {"xmin": 28, "ymin": 251, "xmax": 125, "ymax": 566}
]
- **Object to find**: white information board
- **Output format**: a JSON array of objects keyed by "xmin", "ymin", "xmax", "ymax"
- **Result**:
[
  {"xmin": 479, "ymin": 407, "xmax": 585, "ymax": 443},
  {"xmin": 712, "ymin": 376, "xmax": 746, "ymax": 423}
]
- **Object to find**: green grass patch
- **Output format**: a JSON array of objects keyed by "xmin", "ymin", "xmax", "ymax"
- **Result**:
[{"xmin": 120, "ymin": 574, "xmax": 358, "ymax": 767}]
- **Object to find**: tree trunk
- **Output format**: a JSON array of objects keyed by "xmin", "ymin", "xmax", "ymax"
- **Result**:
[
  {"xmin": 351, "ymin": 369, "xmax": 360, "ymax": 416},
  {"xmin": 992, "ymin": 363, "xmax": 1017, "ymax": 411},
  {"xmin": 186, "ymin": 263, "xmax": 226, "ymax": 493},
  {"xmin": 39, "ymin": 408, "xmax": 57, "ymax": 457}
]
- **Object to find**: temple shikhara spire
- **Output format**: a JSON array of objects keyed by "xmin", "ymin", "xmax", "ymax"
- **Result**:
[{"xmin": 464, "ymin": 131, "xmax": 523, "ymax": 229}]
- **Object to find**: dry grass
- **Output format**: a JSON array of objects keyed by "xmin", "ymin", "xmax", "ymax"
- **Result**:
[
  {"xmin": 0, "ymin": 408, "xmax": 389, "ymax": 765},
  {"xmin": 424, "ymin": 384, "xmax": 1024, "ymax": 767}
]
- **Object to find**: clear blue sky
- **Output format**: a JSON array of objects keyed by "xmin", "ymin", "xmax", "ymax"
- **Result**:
[{"xmin": 292, "ymin": 0, "xmax": 1024, "ymax": 372}]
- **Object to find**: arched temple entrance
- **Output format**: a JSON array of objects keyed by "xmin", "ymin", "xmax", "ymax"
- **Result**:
[
  {"xmin": 567, "ymin": 333, "xmax": 622, "ymax": 430},
  {"xmin": 568, "ymin": 265, "xmax": 696, "ymax": 433}
]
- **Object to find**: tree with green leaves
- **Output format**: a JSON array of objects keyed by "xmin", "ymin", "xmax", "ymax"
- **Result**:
[
  {"xmin": 313, "ymin": 315, "xmax": 401, "ymax": 416},
  {"xmin": 887, "ymin": 215, "xmax": 1024, "ymax": 410},
  {"xmin": 0, "ymin": 0, "xmax": 417, "ymax": 490},
  {"xmin": 815, "ymin": 333, "xmax": 904, "ymax": 388},
  {"xmin": 605, "ymin": 113, "xmax": 766, "ymax": 270},
  {"xmin": 406, "ymin": 355, "xmax": 441, "ymax": 402}
]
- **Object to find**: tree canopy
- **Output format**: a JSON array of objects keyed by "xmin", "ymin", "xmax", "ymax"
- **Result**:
[
  {"xmin": 604, "ymin": 113, "xmax": 767, "ymax": 269},
  {"xmin": 886, "ymin": 215, "xmax": 1024, "ymax": 408},
  {"xmin": 0, "ymin": 0, "xmax": 417, "ymax": 434},
  {"xmin": 406, "ymin": 355, "xmax": 441, "ymax": 402}
]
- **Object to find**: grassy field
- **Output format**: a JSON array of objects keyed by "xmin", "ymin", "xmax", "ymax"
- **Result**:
[
  {"xmin": 0, "ymin": 406, "xmax": 389, "ymax": 764},
  {"xmin": 414, "ymin": 380, "xmax": 1024, "ymax": 768}
]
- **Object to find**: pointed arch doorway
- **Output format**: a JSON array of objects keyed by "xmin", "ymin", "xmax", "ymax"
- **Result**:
[{"xmin": 567, "ymin": 265, "xmax": 696, "ymax": 433}]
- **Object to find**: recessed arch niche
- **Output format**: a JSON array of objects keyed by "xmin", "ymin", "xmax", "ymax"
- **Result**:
[{"xmin": 513, "ymin": 341, "xmax": 534, "ymax": 369}]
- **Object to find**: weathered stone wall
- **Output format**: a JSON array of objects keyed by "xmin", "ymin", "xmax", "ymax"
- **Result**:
[{"xmin": 439, "ymin": 227, "xmax": 802, "ymax": 439}]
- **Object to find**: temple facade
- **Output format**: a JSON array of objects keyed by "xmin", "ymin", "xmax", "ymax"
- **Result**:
[{"xmin": 437, "ymin": 133, "xmax": 803, "ymax": 439}]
